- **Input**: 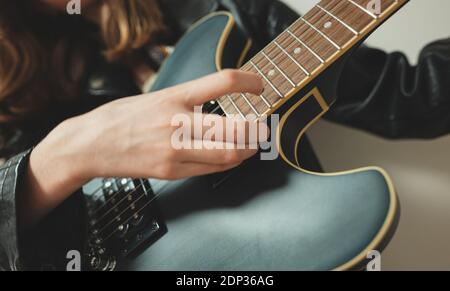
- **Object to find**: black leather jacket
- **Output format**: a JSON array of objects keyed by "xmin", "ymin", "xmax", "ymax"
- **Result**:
[{"xmin": 1, "ymin": 0, "xmax": 450, "ymax": 270}]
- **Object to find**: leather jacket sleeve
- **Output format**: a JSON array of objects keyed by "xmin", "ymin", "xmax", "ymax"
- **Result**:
[
  {"xmin": 0, "ymin": 151, "xmax": 31, "ymax": 271},
  {"xmin": 329, "ymin": 40, "xmax": 450, "ymax": 139},
  {"xmin": 0, "ymin": 149, "xmax": 86, "ymax": 271}
]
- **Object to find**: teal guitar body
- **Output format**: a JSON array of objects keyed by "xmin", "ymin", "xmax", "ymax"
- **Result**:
[{"xmin": 83, "ymin": 12, "xmax": 400, "ymax": 271}]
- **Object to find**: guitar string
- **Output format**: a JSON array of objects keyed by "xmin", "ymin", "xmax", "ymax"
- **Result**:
[
  {"xmin": 90, "ymin": 178, "xmax": 168, "ymax": 232},
  {"xmin": 90, "ymin": 180, "xmax": 130, "ymax": 214},
  {"xmin": 100, "ymin": 182, "xmax": 174, "ymax": 243},
  {"xmin": 87, "ymin": 177, "xmax": 126, "ymax": 204},
  {"xmin": 204, "ymin": 9, "xmax": 321, "ymax": 114},
  {"xmin": 86, "ymin": 8, "xmax": 330, "ymax": 210},
  {"xmin": 90, "ymin": 183, "xmax": 147, "ymax": 233},
  {"xmin": 94, "ymin": 178, "xmax": 196, "ymax": 245},
  {"xmin": 92, "ymin": 8, "xmax": 340, "ymax": 240},
  {"xmin": 208, "ymin": 2, "xmax": 354, "ymax": 116},
  {"xmin": 220, "ymin": 0, "xmax": 355, "ymax": 115},
  {"xmin": 91, "ymin": 8, "xmax": 340, "ymax": 238},
  {"xmin": 94, "ymin": 5, "xmax": 370, "ymax": 241},
  {"xmin": 82, "ymin": 13, "xmax": 288, "ymax": 208},
  {"xmin": 99, "ymin": 1, "xmax": 392, "ymax": 242},
  {"xmin": 89, "ymin": 181, "xmax": 144, "ymax": 225},
  {"xmin": 86, "ymin": 4, "xmax": 336, "ymax": 210},
  {"xmin": 90, "ymin": 178, "xmax": 159, "ymax": 215}
]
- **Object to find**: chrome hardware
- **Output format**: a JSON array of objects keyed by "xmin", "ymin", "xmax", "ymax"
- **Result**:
[
  {"xmin": 83, "ymin": 178, "xmax": 167, "ymax": 266},
  {"xmin": 104, "ymin": 181, "xmax": 112, "ymax": 188},
  {"xmin": 118, "ymin": 224, "xmax": 130, "ymax": 237},
  {"xmin": 152, "ymin": 220, "xmax": 160, "ymax": 232},
  {"xmin": 89, "ymin": 255, "xmax": 117, "ymax": 271}
]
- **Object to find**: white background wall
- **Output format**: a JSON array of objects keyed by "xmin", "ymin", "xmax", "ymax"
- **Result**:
[{"xmin": 282, "ymin": 0, "xmax": 450, "ymax": 270}]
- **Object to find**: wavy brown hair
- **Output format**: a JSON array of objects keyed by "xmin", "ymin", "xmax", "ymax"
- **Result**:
[{"xmin": 0, "ymin": 0, "xmax": 164, "ymax": 124}]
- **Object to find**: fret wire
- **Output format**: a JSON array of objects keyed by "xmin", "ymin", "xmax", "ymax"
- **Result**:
[
  {"xmin": 259, "ymin": 94, "xmax": 272, "ymax": 109},
  {"xmin": 286, "ymin": 29, "xmax": 325, "ymax": 64},
  {"xmin": 216, "ymin": 99, "xmax": 231, "ymax": 117},
  {"xmin": 273, "ymin": 41, "xmax": 311, "ymax": 76},
  {"xmin": 301, "ymin": 18, "xmax": 341, "ymax": 50},
  {"xmin": 242, "ymin": 7, "xmax": 331, "ymax": 89},
  {"xmin": 224, "ymin": 4, "xmax": 352, "ymax": 116},
  {"xmin": 347, "ymin": 0, "xmax": 378, "ymax": 19},
  {"xmin": 98, "ymin": 0, "xmax": 407, "ymax": 244},
  {"xmin": 227, "ymin": 95, "xmax": 246, "ymax": 119},
  {"xmin": 243, "ymin": 6, "xmax": 326, "ymax": 79},
  {"xmin": 261, "ymin": 51, "xmax": 297, "ymax": 87},
  {"xmin": 250, "ymin": 60, "xmax": 284, "ymax": 98},
  {"xmin": 316, "ymin": 4, "xmax": 359, "ymax": 35},
  {"xmin": 240, "ymin": 93, "xmax": 260, "ymax": 116},
  {"xmin": 240, "ymin": 64, "xmax": 273, "ymax": 109}
]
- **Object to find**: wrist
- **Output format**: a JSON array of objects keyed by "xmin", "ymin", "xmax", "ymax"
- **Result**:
[
  {"xmin": 34, "ymin": 116, "xmax": 93, "ymax": 186},
  {"xmin": 22, "ymin": 117, "xmax": 92, "ymax": 225}
]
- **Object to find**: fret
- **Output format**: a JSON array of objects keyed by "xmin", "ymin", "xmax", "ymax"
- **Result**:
[
  {"xmin": 216, "ymin": 99, "xmax": 227, "ymax": 116},
  {"xmin": 217, "ymin": 96, "xmax": 240, "ymax": 117},
  {"xmin": 348, "ymin": 0, "xmax": 397, "ymax": 18},
  {"xmin": 259, "ymin": 94, "xmax": 273, "ymax": 109},
  {"xmin": 316, "ymin": 4, "xmax": 359, "ymax": 35},
  {"xmin": 261, "ymin": 51, "xmax": 296, "ymax": 87},
  {"xmin": 268, "ymin": 33, "xmax": 321, "ymax": 76},
  {"xmin": 240, "ymin": 93, "xmax": 260, "ymax": 116},
  {"xmin": 251, "ymin": 53, "xmax": 295, "ymax": 96},
  {"xmin": 216, "ymin": 98, "xmax": 230, "ymax": 116},
  {"xmin": 286, "ymin": 29, "xmax": 325, "ymax": 63},
  {"xmin": 319, "ymin": 0, "xmax": 374, "ymax": 35},
  {"xmin": 242, "ymin": 64, "xmax": 282, "ymax": 106},
  {"xmin": 246, "ymin": 92, "xmax": 273, "ymax": 114},
  {"xmin": 214, "ymin": 0, "xmax": 406, "ymax": 119},
  {"xmin": 290, "ymin": 20, "xmax": 340, "ymax": 61},
  {"xmin": 300, "ymin": 18, "xmax": 341, "ymax": 50},
  {"xmin": 230, "ymin": 92, "xmax": 260, "ymax": 117},
  {"xmin": 348, "ymin": 0, "xmax": 378, "ymax": 18},
  {"xmin": 272, "ymin": 41, "xmax": 311, "ymax": 77},
  {"xmin": 218, "ymin": 93, "xmax": 261, "ymax": 118},
  {"xmin": 250, "ymin": 60, "xmax": 284, "ymax": 98},
  {"xmin": 302, "ymin": 6, "xmax": 358, "ymax": 49},
  {"xmin": 226, "ymin": 95, "xmax": 246, "ymax": 119}
]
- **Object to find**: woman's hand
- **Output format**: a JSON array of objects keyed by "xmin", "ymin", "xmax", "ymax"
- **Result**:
[{"xmin": 21, "ymin": 70, "xmax": 265, "ymax": 225}]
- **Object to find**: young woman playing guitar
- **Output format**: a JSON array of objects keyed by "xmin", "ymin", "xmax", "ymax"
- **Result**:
[{"xmin": 0, "ymin": 0, "xmax": 448, "ymax": 270}]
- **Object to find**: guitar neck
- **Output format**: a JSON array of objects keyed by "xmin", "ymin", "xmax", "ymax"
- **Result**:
[{"xmin": 216, "ymin": 0, "xmax": 408, "ymax": 119}]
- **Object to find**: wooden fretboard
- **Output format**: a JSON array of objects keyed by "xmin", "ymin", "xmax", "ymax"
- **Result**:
[{"xmin": 216, "ymin": 0, "xmax": 408, "ymax": 119}]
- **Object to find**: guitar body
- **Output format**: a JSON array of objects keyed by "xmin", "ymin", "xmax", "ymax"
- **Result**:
[{"xmin": 83, "ymin": 12, "xmax": 400, "ymax": 271}]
